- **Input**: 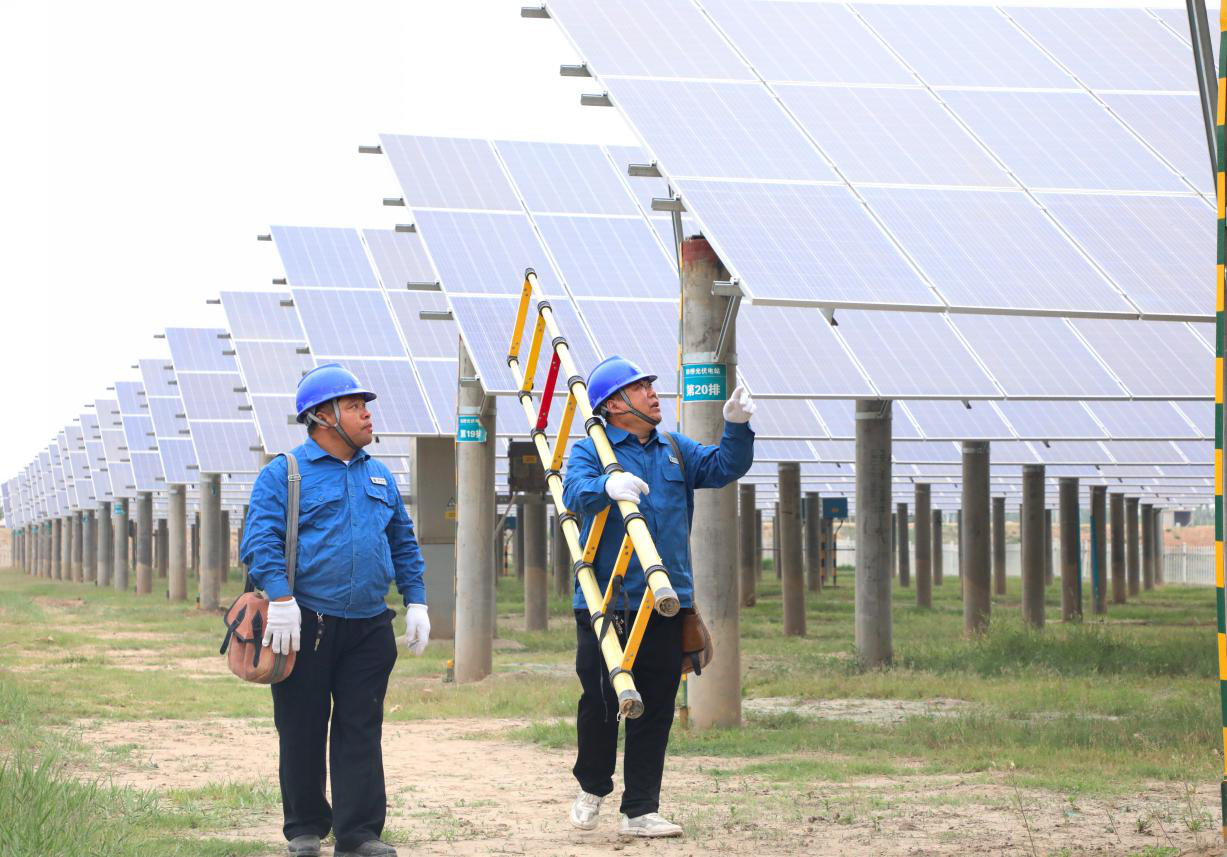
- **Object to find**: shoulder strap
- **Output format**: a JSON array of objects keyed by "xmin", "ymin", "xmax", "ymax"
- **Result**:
[
  {"xmin": 281, "ymin": 453, "xmax": 300, "ymax": 590},
  {"xmin": 659, "ymin": 429, "xmax": 685, "ymax": 479}
]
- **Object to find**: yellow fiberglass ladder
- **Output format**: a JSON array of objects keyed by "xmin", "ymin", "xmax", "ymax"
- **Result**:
[{"xmin": 506, "ymin": 268, "xmax": 680, "ymax": 719}]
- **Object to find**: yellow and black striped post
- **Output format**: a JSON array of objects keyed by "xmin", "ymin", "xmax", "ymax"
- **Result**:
[{"xmin": 1216, "ymin": 3, "xmax": 1226, "ymax": 839}]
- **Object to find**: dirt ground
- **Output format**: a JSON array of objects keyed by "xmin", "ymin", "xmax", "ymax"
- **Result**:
[{"xmin": 69, "ymin": 714, "xmax": 1225, "ymax": 856}]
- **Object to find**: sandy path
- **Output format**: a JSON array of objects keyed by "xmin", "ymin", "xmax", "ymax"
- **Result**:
[{"xmin": 71, "ymin": 715, "xmax": 1224, "ymax": 856}]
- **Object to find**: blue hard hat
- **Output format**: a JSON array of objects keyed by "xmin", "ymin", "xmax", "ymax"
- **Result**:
[
  {"xmin": 586, "ymin": 355, "xmax": 656, "ymax": 411},
  {"xmin": 295, "ymin": 363, "xmax": 376, "ymax": 423}
]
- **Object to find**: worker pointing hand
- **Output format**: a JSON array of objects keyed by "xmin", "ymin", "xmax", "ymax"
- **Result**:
[{"xmin": 722, "ymin": 385, "xmax": 756, "ymax": 424}]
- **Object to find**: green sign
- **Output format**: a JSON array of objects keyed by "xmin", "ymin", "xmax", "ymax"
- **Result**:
[
  {"xmin": 682, "ymin": 363, "xmax": 728, "ymax": 402},
  {"xmin": 456, "ymin": 415, "xmax": 487, "ymax": 443}
]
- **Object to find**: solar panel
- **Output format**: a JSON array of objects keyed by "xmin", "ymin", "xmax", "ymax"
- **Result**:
[
  {"xmin": 899, "ymin": 399, "xmax": 1015, "ymax": 440},
  {"xmin": 362, "ymin": 229, "xmax": 438, "ymax": 289},
  {"xmin": 576, "ymin": 298, "xmax": 679, "ymax": 394},
  {"xmin": 1070, "ymin": 319, "xmax": 1211, "ymax": 398},
  {"xmin": 1172, "ymin": 400, "xmax": 1212, "ymax": 439},
  {"xmin": 993, "ymin": 401, "xmax": 1106, "ymax": 440},
  {"xmin": 250, "ymin": 397, "xmax": 302, "ymax": 455},
  {"xmin": 949, "ymin": 315, "xmax": 1125, "ymax": 398},
  {"xmin": 816, "ymin": 399, "xmax": 922, "ymax": 439},
  {"xmin": 385, "ymin": 291, "xmax": 458, "ymax": 358},
  {"xmin": 605, "ymin": 79, "xmax": 837, "ymax": 182},
  {"xmin": 1171, "ymin": 440, "xmax": 1212, "ymax": 464},
  {"xmin": 1038, "ymin": 192, "xmax": 1211, "ymax": 319},
  {"xmin": 832, "ymin": 311, "xmax": 998, "ymax": 398},
  {"xmin": 166, "ymin": 328, "xmax": 239, "ymax": 373},
  {"xmin": 533, "ymin": 215, "xmax": 677, "ymax": 299},
  {"xmin": 339, "ymin": 359, "xmax": 436, "ymax": 436},
  {"xmin": 756, "ymin": 440, "xmax": 818, "ymax": 461},
  {"xmin": 270, "ymin": 226, "xmax": 379, "ymax": 289},
  {"xmin": 1102, "ymin": 93, "xmax": 1213, "ymax": 193},
  {"xmin": 675, "ymin": 180, "xmax": 938, "ymax": 307},
  {"xmin": 1106, "ymin": 439, "xmax": 1191, "ymax": 464},
  {"xmin": 736, "ymin": 305, "xmax": 875, "ymax": 398},
  {"xmin": 138, "ymin": 359, "xmax": 197, "ymax": 485},
  {"xmin": 1005, "ymin": 7, "xmax": 1196, "ymax": 92},
  {"xmin": 860, "ymin": 187, "xmax": 1133, "ymax": 315},
  {"xmin": 227, "ymin": 340, "xmax": 313, "ymax": 394},
  {"xmin": 176, "ymin": 374, "xmax": 250, "ymax": 421},
  {"xmin": 293, "ymin": 289, "xmax": 408, "ymax": 357},
  {"xmin": 854, "ymin": 4, "xmax": 1075, "ymax": 89},
  {"xmin": 747, "ymin": 398, "xmax": 826, "ymax": 440},
  {"xmin": 189, "ymin": 422, "xmax": 263, "ymax": 474},
  {"xmin": 893, "ymin": 440, "xmax": 961, "ymax": 463},
  {"xmin": 80, "ymin": 413, "xmax": 113, "ymax": 501},
  {"xmin": 495, "ymin": 140, "xmax": 639, "ymax": 215},
  {"xmin": 1088, "ymin": 400, "xmax": 1203, "ymax": 439},
  {"xmin": 940, "ymin": 90, "xmax": 1187, "ymax": 192},
  {"xmin": 544, "ymin": 0, "xmax": 753, "ymax": 80},
  {"xmin": 413, "ymin": 210, "xmax": 564, "ymax": 296},
  {"xmin": 777, "ymin": 85, "xmax": 1011, "ymax": 187},
  {"xmin": 701, "ymin": 0, "xmax": 914, "ymax": 84},
  {"xmin": 379, "ymin": 135, "xmax": 521, "ymax": 212},
  {"xmin": 218, "ymin": 291, "xmax": 307, "ymax": 341},
  {"xmin": 414, "ymin": 359, "xmax": 459, "ymax": 435}
]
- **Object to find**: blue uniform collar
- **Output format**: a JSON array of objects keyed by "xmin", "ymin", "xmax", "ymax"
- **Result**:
[
  {"xmin": 302, "ymin": 436, "xmax": 371, "ymax": 464},
  {"xmin": 604, "ymin": 424, "xmax": 667, "ymax": 447}
]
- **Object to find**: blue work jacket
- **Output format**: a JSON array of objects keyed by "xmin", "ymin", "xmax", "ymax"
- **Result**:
[
  {"xmin": 563, "ymin": 420, "xmax": 754, "ymax": 611},
  {"xmin": 239, "ymin": 437, "xmax": 426, "ymax": 619}
]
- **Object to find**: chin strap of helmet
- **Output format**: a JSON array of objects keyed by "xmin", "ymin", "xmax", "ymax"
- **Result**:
[
  {"xmin": 305, "ymin": 398, "xmax": 362, "ymax": 454},
  {"xmin": 611, "ymin": 388, "xmax": 660, "ymax": 428}
]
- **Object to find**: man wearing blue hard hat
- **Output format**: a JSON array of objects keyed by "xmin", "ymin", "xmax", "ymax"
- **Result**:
[
  {"xmin": 563, "ymin": 355, "xmax": 755, "ymax": 838},
  {"xmin": 240, "ymin": 362, "xmax": 429, "ymax": 857}
]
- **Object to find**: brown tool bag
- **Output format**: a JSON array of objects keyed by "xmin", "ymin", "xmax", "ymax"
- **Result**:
[
  {"xmin": 680, "ymin": 607, "xmax": 713, "ymax": 675},
  {"xmin": 220, "ymin": 452, "xmax": 300, "ymax": 684}
]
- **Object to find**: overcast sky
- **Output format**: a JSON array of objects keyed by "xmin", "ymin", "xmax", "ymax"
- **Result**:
[{"xmin": 1, "ymin": 0, "xmax": 1187, "ymax": 481}]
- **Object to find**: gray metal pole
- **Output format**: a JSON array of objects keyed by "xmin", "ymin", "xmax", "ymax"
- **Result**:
[
  {"xmin": 962, "ymin": 442, "xmax": 991, "ymax": 634},
  {"xmin": 772, "ymin": 503, "xmax": 780, "ymax": 580},
  {"xmin": 51, "ymin": 517, "xmax": 62, "ymax": 580},
  {"xmin": 1021, "ymin": 464, "xmax": 1045, "ymax": 629},
  {"xmin": 1043, "ymin": 508, "xmax": 1053, "ymax": 587},
  {"xmin": 522, "ymin": 492, "xmax": 547, "ymax": 632},
  {"xmin": 915, "ymin": 485, "xmax": 931, "ymax": 608},
  {"xmin": 779, "ymin": 463, "xmax": 805, "ymax": 637},
  {"xmin": 804, "ymin": 491, "xmax": 821, "ymax": 594},
  {"xmin": 70, "ymin": 512, "xmax": 83, "ymax": 582},
  {"xmin": 112, "ymin": 499, "xmax": 129, "ymax": 591},
  {"xmin": 136, "ymin": 491, "xmax": 153, "ymax": 595},
  {"xmin": 932, "ymin": 509, "xmax": 943, "ymax": 587},
  {"xmin": 855, "ymin": 399, "xmax": 892, "ymax": 667},
  {"xmin": 754, "ymin": 509, "xmax": 763, "ymax": 582},
  {"xmin": 1109, "ymin": 492, "xmax": 1126, "ymax": 605},
  {"xmin": 956, "ymin": 508, "xmax": 963, "ymax": 581},
  {"xmin": 455, "ymin": 345, "xmax": 496, "ymax": 683},
  {"xmin": 1091, "ymin": 486, "xmax": 1108, "ymax": 614},
  {"xmin": 1059, "ymin": 478, "xmax": 1081, "ymax": 621},
  {"xmin": 199, "ymin": 474, "xmax": 222, "ymax": 610},
  {"xmin": 156, "ymin": 518, "xmax": 168, "ymax": 580},
  {"xmin": 1125, "ymin": 496, "xmax": 1140, "ymax": 597},
  {"xmin": 739, "ymin": 483, "xmax": 757, "ymax": 607},
  {"xmin": 896, "ymin": 503, "xmax": 910, "ymax": 588},
  {"xmin": 823, "ymin": 514, "xmax": 837, "ymax": 588},
  {"xmin": 1141, "ymin": 502, "xmax": 1154, "ymax": 591},
  {"xmin": 992, "ymin": 496, "xmax": 1007, "ymax": 596},
  {"xmin": 97, "ymin": 501, "xmax": 113, "ymax": 587},
  {"xmin": 168, "ymin": 485, "xmax": 187, "ymax": 602}
]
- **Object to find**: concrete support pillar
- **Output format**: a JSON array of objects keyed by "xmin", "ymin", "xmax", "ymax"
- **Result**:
[
  {"xmin": 136, "ymin": 491, "xmax": 153, "ymax": 595},
  {"xmin": 553, "ymin": 508, "xmax": 569, "ymax": 599},
  {"xmin": 915, "ymin": 485, "xmax": 932, "ymax": 608},
  {"xmin": 823, "ymin": 515, "xmax": 837, "ymax": 587},
  {"xmin": 855, "ymin": 399, "xmax": 892, "ymax": 667},
  {"xmin": 932, "ymin": 509, "xmax": 943, "ymax": 587},
  {"xmin": 680, "ymin": 234, "xmax": 741, "ymax": 727},
  {"xmin": 61, "ymin": 516, "xmax": 71, "ymax": 580},
  {"xmin": 199, "ymin": 474, "xmax": 222, "ymax": 610},
  {"xmin": 70, "ymin": 512, "xmax": 83, "ymax": 582},
  {"xmin": 97, "ymin": 502, "xmax": 113, "ymax": 587},
  {"xmin": 754, "ymin": 509, "xmax": 763, "ymax": 582},
  {"xmin": 890, "ymin": 511, "xmax": 897, "ymax": 578},
  {"xmin": 191, "ymin": 517, "xmax": 199, "ymax": 575},
  {"xmin": 1043, "ymin": 509, "xmax": 1054, "ymax": 587},
  {"xmin": 1153, "ymin": 507, "xmax": 1164, "ymax": 585},
  {"xmin": 455, "ymin": 346, "xmax": 496, "ymax": 683},
  {"xmin": 779, "ymin": 463, "xmax": 805, "ymax": 637},
  {"xmin": 168, "ymin": 485, "xmax": 187, "ymax": 602},
  {"xmin": 1109, "ymin": 492, "xmax": 1126, "ymax": 605},
  {"xmin": 739, "ymin": 483, "xmax": 757, "ymax": 607},
  {"xmin": 804, "ymin": 491, "xmax": 821, "ymax": 594},
  {"xmin": 1090, "ymin": 486, "xmax": 1108, "ymax": 614},
  {"xmin": 156, "ymin": 518, "xmax": 168, "ymax": 580},
  {"xmin": 51, "ymin": 517, "xmax": 62, "ymax": 580},
  {"xmin": 1058, "ymin": 478, "xmax": 1081, "ymax": 621},
  {"xmin": 112, "ymin": 499, "xmax": 129, "ymax": 591},
  {"xmin": 772, "ymin": 503, "xmax": 780, "ymax": 579},
  {"xmin": 1125, "ymin": 496, "xmax": 1140, "ymax": 597},
  {"xmin": 522, "ymin": 492, "xmax": 547, "ymax": 632},
  {"xmin": 513, "ymin": 497, "xmax": 525, "ymax": 580},
  {"xmin": 1140, "ymin": 502, "xmax": 1154, "ymax": 591},
  {"xmin": 962, "ymin": 441, "xmax": 991, "ymax": 634},
  {"xmin": 1021, "ymin": 464, "xmax": 1045, "ymax": 629},
  {"xmin": 956, "ymin": 508, "xmax": 963, "ymax": 580},
  {"xmin": 220, "ymin": 509, "xmax": 231, "ymax": 583},
  {"xmin": 992, "ymin": 497, "xmax": 1007, "ymax": 596},
  {"xmin": 896, "ymin": 503, "xmax": 910, "ymax": 588}
]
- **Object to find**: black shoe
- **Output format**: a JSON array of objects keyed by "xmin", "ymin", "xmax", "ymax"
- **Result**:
[
  {"xmin": 288, "ymin": 834, "xmax": 321, "ymax": 857},
  {"xmin": 336, "ymin": 840, "xmax": 397, "ymax": 857}
]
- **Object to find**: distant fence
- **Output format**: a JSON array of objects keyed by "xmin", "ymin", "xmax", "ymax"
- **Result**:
[{"xmin": 832, "ymin": 542, "xmax": 1216, "ymax": 586}]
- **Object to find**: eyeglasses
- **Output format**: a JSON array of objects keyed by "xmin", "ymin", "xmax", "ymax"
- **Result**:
[{"xmin": 624, "ymin": 379, "xmax": 655, "ymax": 394}]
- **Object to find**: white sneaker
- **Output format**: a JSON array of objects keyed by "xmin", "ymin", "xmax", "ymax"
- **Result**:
[
  {"xmin": 569, "ymin": 790, "xmax": 603, "ymax": 830},
  {"xmin": 618, "ymin": 812, "xmax": 683, "ymax": 838}
]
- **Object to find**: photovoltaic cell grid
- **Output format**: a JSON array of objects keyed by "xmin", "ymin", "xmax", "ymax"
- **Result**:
[
  {"xmin": 138, "ymin": 359, "xmax": 198, "ymax": 486},
  {"xmin": 116, "ymin": 379, "xmax": 164, "ymax": 492},
  {"xmin": 96, "ymin": 398, "xmax": 136, "ymax": 499},
  {"xmin": 538, "ymin": 0, "xmax": 1211, "ymax": 323}
]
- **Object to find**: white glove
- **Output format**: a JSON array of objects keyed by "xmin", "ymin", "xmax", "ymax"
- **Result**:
[
  {"xmin": 722, "ymin": 385, "xmax": 756, "ymax": 424},
  {"xmin": 263, "ymin": 597, "xmax": 301, "ymax": 655},
  {"xmin": 404, "ymin": 603, "xmax": 431, "ymax": 656},
  {"xmin": 605, "ymin": 471, "xmax": 649, "ymax": 504}
]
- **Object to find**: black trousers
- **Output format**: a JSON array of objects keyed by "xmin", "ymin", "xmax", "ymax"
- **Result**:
[
  {"xmin": 573, "ymin": 608, "xmax": 682, "ymax": 817},
  {"xmin": 271, "ymin": 608, "xmax": 398, "ymax": 851}
]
